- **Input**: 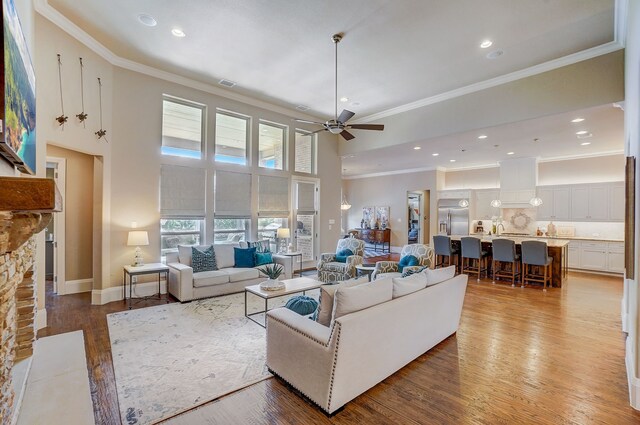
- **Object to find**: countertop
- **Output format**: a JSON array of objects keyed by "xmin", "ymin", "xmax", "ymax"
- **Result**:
[
  {"xmin": 451, "ymin": 235, "xmax": 570, "ymax": 247},
  {"xmin": 469, "ymin": 233, "xmax": 624, "ymax": 243}
]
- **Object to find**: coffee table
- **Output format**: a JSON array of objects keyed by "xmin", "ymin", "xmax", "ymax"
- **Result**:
[
  {"xmin": 244, "ymin": 277, "xmax": 323, "ymax": 328},
  {"xmin": 355, "ymin": 264, "xmax": 376, "ymax": 281}
]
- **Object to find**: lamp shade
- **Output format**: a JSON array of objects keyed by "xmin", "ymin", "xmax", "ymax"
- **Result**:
[
  {"xmin": 127, "ymin": 230, "xmax": 149, "ymax": 246},
  {"xmin": 276, "ymin": 228, "xmax": 290, "ymax": 238}
]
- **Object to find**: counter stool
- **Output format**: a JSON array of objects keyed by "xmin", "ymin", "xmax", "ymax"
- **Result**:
[
  {"xmin": 460, "ymin": 237, "xmax": 489, "ymax": 282},
  {"xmin": 491, "ymin": 238, "xmax": 520, "ymax": 286},
  {"xmin": 433, "ymin": 235, "xmax": 459, "ymax": 272},
  {"xmin": 521, "ymin": 240, "xmax": 553, "ymax": 291}
]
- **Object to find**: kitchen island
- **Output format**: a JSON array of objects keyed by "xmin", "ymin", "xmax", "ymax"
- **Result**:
[{"xmin": 449, "ymin": 235, "xmax": 570, "ymax": 287}]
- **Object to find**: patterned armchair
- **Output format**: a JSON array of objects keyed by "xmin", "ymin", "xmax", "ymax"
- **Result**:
[
  {"xmin": 372, "ymin": 244, "xmax": 435, "ymax": 280},
  {"xmin": 317, "ymin": 238, "xmax": 365, "ymax": 283}
]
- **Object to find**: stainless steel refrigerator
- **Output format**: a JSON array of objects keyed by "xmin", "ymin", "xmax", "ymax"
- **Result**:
[{"xmin": 437, "ymin": 199, "xmax": 469, "ymax": 235}]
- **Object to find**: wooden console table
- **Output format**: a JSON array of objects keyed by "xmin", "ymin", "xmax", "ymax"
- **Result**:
[{"xmin": 355, "ymin": 228, "xmax": 391, "ymax": 253}]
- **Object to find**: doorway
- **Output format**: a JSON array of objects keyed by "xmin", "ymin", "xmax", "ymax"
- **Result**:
[
  {"xmin": 292, "ymin": 178, "xmax": 319, "ymax": 269},
  {"xmin": 46, "ymin": 158, "xmax": 66, "ymax": 294},
  {"xmin": 407, "ymin": 190, "xmax": 430, "ymax": 245}
]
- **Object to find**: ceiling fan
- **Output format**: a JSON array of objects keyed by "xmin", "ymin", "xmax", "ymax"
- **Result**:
[{"xmin": 293, "ymin": 33, "xmax": 384, "ymax": 141}]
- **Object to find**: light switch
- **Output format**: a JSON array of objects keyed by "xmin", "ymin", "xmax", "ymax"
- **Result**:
[
  {"xmin": 329, "ymin": 225, "xmax": 333, "ymax": 230},
  {"xmin": 329, "ymin": 219, "xmax": 335, "ymax": 224}
]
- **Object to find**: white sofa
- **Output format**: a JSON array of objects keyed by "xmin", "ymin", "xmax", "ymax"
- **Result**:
[
  {"xmin": 265, "ymin": 273, "xmax": 468, "ymax": 414},
  {"xmin": 166, "ymin": 243, "xmax": 288, "ymax": 302}
]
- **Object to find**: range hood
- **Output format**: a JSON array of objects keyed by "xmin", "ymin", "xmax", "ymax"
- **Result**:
[{"xmin": 498, "ymin": 157, "xmax": 537, "ymax": 208}]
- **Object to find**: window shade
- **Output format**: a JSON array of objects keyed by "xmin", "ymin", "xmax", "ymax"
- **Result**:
[
  {"xmin": 296, "ymin": 182, "xmax": 316, "ymax": 213},
  {"xmin": 160, "ymin": 165, "xmax": 206, "ymax": 217},
  {"xmin": 215, "ymin": 170, "xmax": 252, "ymax": 217},
  {"xmin": 258, "ymin": 175, "xmax": 289, "ymax": 217}
]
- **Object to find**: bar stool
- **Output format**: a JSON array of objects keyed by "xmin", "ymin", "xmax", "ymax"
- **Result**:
[
  {"xmin": 460, "ymin": 237, "xmax": 489, "ymax": 282},
  {"xmin": 491, "ymin": 238, "xmax": 520, "ymax": 286},
  {"xmin": 521, "ymin": 240, "xmax": 553, "ymax": 291},
  {"xmin": 433, "ymin": 235, "xmax": 459, "ymax": 272}
]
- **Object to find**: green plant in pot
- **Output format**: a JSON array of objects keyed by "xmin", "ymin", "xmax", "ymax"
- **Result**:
[{"xmin": 259, "ymin": 264, "xmax": 285, "ymax": 290}]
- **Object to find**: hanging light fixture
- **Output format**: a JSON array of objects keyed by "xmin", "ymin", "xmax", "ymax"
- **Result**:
[
  {"xmin": 341, "ymin": 194, "xmax": 352, "ymax": 210},
  {"xmin": 529, "ymin": 197, "xmax": 543, "ymax": 207},
  {"xmin": 490, "ymin": 199, "xmax": 502, "ymax": 208},
  {"xmin": 458, "ymin": 199, "xmax": 469, "ymax": 208}
]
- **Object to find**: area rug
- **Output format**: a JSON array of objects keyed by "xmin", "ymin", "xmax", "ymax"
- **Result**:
[{"xmin": 108, "ymin": 290, "xmax": 318, "ymax": 425}]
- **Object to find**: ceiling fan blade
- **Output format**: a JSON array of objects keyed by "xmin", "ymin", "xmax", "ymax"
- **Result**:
[
  {"xmin": 338, "ymin": 109, "xmax": 355, "ymax": 123},
  {"xmin": 340, "ymin": 130, "xmax": 356, "ymax": 141},
  {"xmin": 301, "ymin": 127, "xmax": 327, "ymax": 136},
  {"xmin": 347, "ymin": 124, "xmax": 384, "ymax": 131},
  {"xmin": 292, "ymin": 118, "xmax": 325, "ymax": 125}
]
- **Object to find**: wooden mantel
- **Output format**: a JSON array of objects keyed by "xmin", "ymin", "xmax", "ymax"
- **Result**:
[{"xmin": 0, "ymin": 177, "xmax": 62, "ymax": 255}]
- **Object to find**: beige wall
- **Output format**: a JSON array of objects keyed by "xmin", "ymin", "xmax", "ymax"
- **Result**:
[
  {"xmin": 538, "ymin": 154, "xmax": 625, "ymax": 185},
  {"xmin": 47, "ymin": 145, "xmax": 94, "ymax": 281},
  {"xmin": 343, "ymin": 171, "xmax": 441, "ymax": 249},
  {"xmin": 444, "ymin": 167, "xmax": 500, "ymax": 189}
]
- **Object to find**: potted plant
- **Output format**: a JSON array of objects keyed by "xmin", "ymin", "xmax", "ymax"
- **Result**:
[{"xmin": 259, "ymin": 264, "xmax": 285, "ymax": 290}]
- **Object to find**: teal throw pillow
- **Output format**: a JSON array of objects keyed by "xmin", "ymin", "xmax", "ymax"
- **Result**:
[
  {"xmin": 191, "ymin": 246, "xmax": 217, "ymax": 273},
  {"xmin": 335, "ymin": 248, "xmax": 354, "ymax": 263},
  {"xmin": 234, "ymin": 247, "xmax": 257, "ymax": 268},
  {"xmin": 401, "ymin": 265, "xmax": 427, "ymax": 278},
  {"xmin": 255, "ymin": 251, "xmax": 273, "ymax": 266},
  {"xmin": 398, "ymin": 255, "xmax": 419, "ymax": 272},
  {"xmin": 285, "ymin": 295, "xmax": 319, "ymax": 316}
]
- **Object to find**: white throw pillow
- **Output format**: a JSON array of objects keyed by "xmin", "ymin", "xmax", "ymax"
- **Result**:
[
  {"xmin": 316, "ymin": 276, "xmax": 369, "ymax": 327},
  {"xmin": 213, "ymin": 243, "xmax": 237, "ymax": 269},
  {"xmin": 392, "ymin": 272, "xmax": 428, "ymax": 298},
  {"xmin": 425, "ymin": 266, "xmax": 456, "ymax": 286},
  {"xmin": 332, "ymin": 277, "xmax": 393, "ymax": 322}
]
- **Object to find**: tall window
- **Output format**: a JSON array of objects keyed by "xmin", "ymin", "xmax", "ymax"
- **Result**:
[
  {"xmin": 215, "ymin": 111, "xmax": 249, "ymax": 165},
  {"xmin": 160, "ymin": 219, "xmax": 203, "ymax": 255},
  {"xmin": 161, "ymin": 97, "xmax": 205, "ymax": 159},
  {"xmin": 257, "ymin": 218, "xmax": 287, "ymax": 250},
  {"xmin": 295, "ymin": 130, "xmax": 315, "ymax": 174},
  {"xmin": 259, "ymin": 121, "xmax": 286, "ymax": 169},
  {"xmin": 213, "ymin": 218, "xmax": 249, "ymax": 243}
]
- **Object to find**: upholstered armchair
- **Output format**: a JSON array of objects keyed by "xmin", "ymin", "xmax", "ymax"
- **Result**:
[
  {"xmin": 317, "ymin": 238, "xmax": 365, "ymax": 283},
  {"xmin": 372, "ymin": 244, "xmax": 435, "ymax": 280}
]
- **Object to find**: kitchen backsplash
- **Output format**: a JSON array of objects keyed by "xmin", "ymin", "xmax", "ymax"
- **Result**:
[{"xmin": 536, "ymin": 221, "xmax": 624, "ymax": 239}]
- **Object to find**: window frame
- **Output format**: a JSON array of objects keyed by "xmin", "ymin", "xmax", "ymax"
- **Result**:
[
  {"xmin": 214, "ymin": 109, "xmax": 251, "ymax": 166},
  {"xmin": 160, "ymin": 218, "xmax": 205, "ymax": 256},
  {"xmin": 258, "ymin": 120, "xmax": 287, "ymax": 170},
  {"xmin": 294, "ymin": 129, "xmax": 316, "ymax": 174},
  {"xmin": 161, "ymin": 95, "xmax": 206, "ymax": 159},
  {"xmin": 213, "ymin": 217, "xmax": 250, "ymax": 244}
]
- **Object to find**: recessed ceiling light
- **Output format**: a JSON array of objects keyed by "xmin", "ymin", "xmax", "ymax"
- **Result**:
[
  {"xmin": 413, "ymin": 146, "xmax": 421, "ymax": 150},
  {"xmin": 137, "ymin": 14, "xmax": 157, "ymax": 27},
  {"xmin": 480, "ymin": 40, "xmax": 493, "ymax": 49},
  {"xmin": 450, "ymin": 159, "xmax": 456, "ymax": 162},
  {"xmin": 432, "ymin": 153, "xmax": 439, "ymax": 157},
  {"xmin": 478, "ymin": 135, "xmax": 487, "ymax": 139},
  {"xmin": 580, "ymin": 142, "xmax": 591, "ymax": 146},
  {"xmin": 218, "ymin": 79, "xmax": 236, "ymax": 88},
  {"xmin": 295, "ymin": 105, "xmax": 310, "ymax": 111},
  {"xmin": 171, "ymin": 28, "xmax": 186, "ymax": 37},
  {"xmin": 507, "ymin": 152, "xmax": 515, "ymax": 155},
  {"xmin": 486, "ymin": 49, "xmax": 503, "ymax": 59},
  {"xmin": 571, "ymin": 117, "xmax": 585, "ymax": 123},
  {"xmin": 576, "ymin": 130, "xmax": 589, "ymax": 135},
  {"xmin": 340, "ymin": 97, "xmax": 349, "ymax": 102}
]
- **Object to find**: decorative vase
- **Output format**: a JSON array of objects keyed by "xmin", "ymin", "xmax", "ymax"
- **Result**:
[
  {"xmin": 260, "ymin": 278, "xmax": 284, "ymax": 291},
  {"xmin": 369, "ymin": 217, "xmax": 377, "ymax": 229}
]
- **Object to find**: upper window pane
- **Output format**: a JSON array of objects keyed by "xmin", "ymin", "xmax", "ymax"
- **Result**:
[
  {"xmin": 259, "ymin": 122, "xmax": 285, "ymax": 170},
  {"xmin": 161, "ymin": 98, "xmax": 204, "ymax": 159},
  {"xmin": 215, "ymin": 112, "xmax": 248, "ymax": 165},
  {"xmin": 295, "ymin": 131, "xmax": 315, "ymax": 174}
]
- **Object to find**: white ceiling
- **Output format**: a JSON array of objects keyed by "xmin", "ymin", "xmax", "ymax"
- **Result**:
[
  {"xmin": 48, "ymin": 0, "xmax": 615, "ymax": 120},
  {"xmin": 341, "ymin": 103, "xmax": 624, "ymax": 177}
]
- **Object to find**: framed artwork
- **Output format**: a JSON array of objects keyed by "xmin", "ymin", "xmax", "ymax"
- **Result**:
[
  {"xmin": 0, "ymin": 0, "xmax": 36, "ymax": 174},
  {"xmin": 376, "ymin": 206, "xmax": 390, "ymax": 227},
  {"xmin": 362, "ymin": 206, "xmax": 374, "ymax": 224}
]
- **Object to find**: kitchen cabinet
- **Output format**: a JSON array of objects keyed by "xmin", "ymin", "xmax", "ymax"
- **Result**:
[
  {"xmin": 579, "ymin": 242, "xmax": 607, "ymax": 271},
  {"xmin": 474, "ymin": 189, "xmax": 499, "ymax": 220},
  {"xmin": 607, "ymin": 242, "xmax": 625, "ymax": 273},
  {"xmin": 570, "ymin": 184, "xmax": 618, "ymax": 221},
  {"xmin": 567, "ymin": 242, "xmax": 579, "ymax": 268},
  {"xmin": 568, "ymin": 240, "xmax": 623, "ymax": 274},
  {"xmin": 570, "ymin": 187, "xmax": 589, "ymax": 220},
  {"xmin": 609, "ymin": 183, "xmax": 625, "ymax": 221},
  {"xmin": 537, "ymin": 186, "xmax": 570, "ymax": 220}
]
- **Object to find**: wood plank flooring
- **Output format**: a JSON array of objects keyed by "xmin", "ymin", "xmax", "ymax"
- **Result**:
[{"xmin": 38, "ymin": 262, "xmax": 640, "ymax": 425}]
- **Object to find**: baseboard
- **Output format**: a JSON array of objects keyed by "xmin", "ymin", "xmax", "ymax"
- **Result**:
[
  {"xmin": 10, "ymin": 357, "xmax": 33, "ymax": 425},
  {"xmin": 64, "ymin": 278, "xmax": 93, "ymax": 294},
  {"xmin": 35, "ymin": 308, "xmax": 47, "ymax": 330},
  {"xmin": 92, "ymin": 280, "xmax": 167, "ymax": 305},
  {"xmin": 626, "ymin": 336, "xmax": 640, "ymax": 410}
]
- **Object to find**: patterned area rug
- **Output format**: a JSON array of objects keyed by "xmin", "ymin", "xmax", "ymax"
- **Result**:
[{"xmin": 108, "ymin": 290, "xmax": 318, "ymax": 425}]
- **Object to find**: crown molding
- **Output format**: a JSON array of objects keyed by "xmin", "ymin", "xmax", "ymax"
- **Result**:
[
  {"xmin": 343, "ymin": 165, "xmax": 438, "ymax": 180},
  {"xmin": 34, "ymin": 0, "xmax": 321, "ymax": 122},
  {"xmin": 537, "ymin": 150, "xmax": 625, "ymax": 163}
]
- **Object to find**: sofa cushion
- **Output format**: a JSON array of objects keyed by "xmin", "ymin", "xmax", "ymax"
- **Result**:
[
  {"xmin": 248, "ymin": 240, "xmax": 271, "ymax": 253},
  {"xmin": 255, "ymin": 251, "xmax": 273, "ymax": 266},
  {"xmin": 332, "ymin": 277, "xmax": 393, "ymax": 322},
  {"xmin": 316, "ymin": 276, "xmax": 369, "ymax": 327},
  {"xmin": 426, "ymin": 266, "xmax": 456, "ymax": 286},
  {"xmin": 398, "ymin": 255, "xmax": 419, "ymax": 272},
  {"xmin": 213, "ymin": 243, "xmax": 237, "ymax": 269},
  {"xmin": 401, "ymin": 266, "xmax": 428, "ymax": 277},
  {"xmin": 223, "ymin": 267, "xmax": 260, "ymax": 282},
  {"xmin": 192, "ymin": 246, "xmax": 218, "ymax": 273},
  {"xmin": 178, "ymin": 244, "xmax": 210, "ymax": 266},
  {"xmin": 234, "ymin": 247, "xmax": 256, "ymax": 268},
  {"xmin": 335, "ymin": 248, "xmax": 353, "ymax": 263},
  {"xmin": 375, "ymin": 272, "xmax": 402, "ymax": 280},
  {"xmin": 392, "ymin": 272, "xmax": 428, "ymax": 298},
  {"xmin": 193, "ymin": 270, "xmax": 229, "ymax": 287}
]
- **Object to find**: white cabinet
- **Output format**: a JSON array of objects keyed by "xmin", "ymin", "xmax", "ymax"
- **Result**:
[
  {"xmin": 579, "ymin": 242, "xmax": 607, "ymax": 270},
  {"xmin": 588, "ymin": 185, "xmax": 609, "ymax": 220},
  {"xmin": 609, "ymin": 183, "xmax": 625, "ymax": 221},
  {"xmin": 607, "ymin": 242, "xmax": 625, "ymax": 273},
  {"xmin": 570, "ymin": 187, "xmax": 589, "ymax": 220},
  {"xmin": 537, "ymin": 186, "xmax": 570, "ymax": 220},
  {"xmin": 569, "ymin": 184, "xmax": 622, "ymax": 221},
  {"xmin": 569, "ymin": 240, "xmax": 624, "ymax": 274},
  {"xmin": 474, "ymin": 190, "xmax": 499, "ymax": 220},
  {"xmin": 568, "ymin": 242, "xmax": 580, "ymax": 268}
]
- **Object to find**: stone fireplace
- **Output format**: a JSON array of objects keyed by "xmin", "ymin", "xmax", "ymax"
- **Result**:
[{"xmin": 0, "ymin": 177, "xmax": 61, "ymax": 424}]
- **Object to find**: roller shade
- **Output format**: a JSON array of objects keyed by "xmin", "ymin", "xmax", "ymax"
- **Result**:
[
  {"xmin": 160, "ymin": 164, "xmax": 206, "ymax": 217},
  {"xmin": 215, "ymin": 170, "xmax": 252, "ymax": 217},
  {"xmin": 296, "ymin": 181, "xmax": 316, "ymax": 213},
  {"xmin": 258, "ymin": 175, "xmax": 289, "ymax": 217}
]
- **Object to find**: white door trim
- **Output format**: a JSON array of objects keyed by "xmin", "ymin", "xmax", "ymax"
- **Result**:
[{"xmin": 47, "ymin": 156, "xmax": 66, "ymax": 295}]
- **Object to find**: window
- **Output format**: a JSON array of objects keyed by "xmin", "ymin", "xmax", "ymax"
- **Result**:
[
  {"xmin": 259, "ymin": 121, "xmax": 286, "ymax": 169},
  {"xmin": 160, "ymin": 219, "xmax": 203, "ymax": 254},
  {"xmin": 161, "ymin": 97, "xmax": 205, "ymax": 159},
  {"xmin": 215, "ymin": 111, "xmax": 249, "ymax": 165},
  {"xmin": 213, "ymin": 218, "xmax": 249, "ymax": 244},
  {"xmin": 295, "ymin": 130, "xmax": 315, "ymax": 174},
  {"xmin": 257, "ymin": 217, "xmax": 288, "ymax": 250}
]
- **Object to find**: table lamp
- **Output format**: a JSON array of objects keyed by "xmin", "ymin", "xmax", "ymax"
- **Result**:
[
  {"xmin": 127, "ymin": 230, "xmax": 149, "ymax": 266},
  {"xmin": 276, "ymin": 228, "xmax": 290, "ymax": 254}
]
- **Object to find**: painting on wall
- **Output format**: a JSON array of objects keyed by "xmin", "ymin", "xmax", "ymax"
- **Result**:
[
  {"xmin": 0, "ymin": 0, "xmax": 36, "ymax": 174},
  {"xmin": 362, "ymin": 206, "xmax": 374, "ymax": 226},
  {"xmin": 376, "ymin": 206, "xmax": 390, "ymax": 228}
]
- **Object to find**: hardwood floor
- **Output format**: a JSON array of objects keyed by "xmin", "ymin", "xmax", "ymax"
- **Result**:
[{"xmin": 38, "ymin": 268, "xmax": 640, "ymax": 425}]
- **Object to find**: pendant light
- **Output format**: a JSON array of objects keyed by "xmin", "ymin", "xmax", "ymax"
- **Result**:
[
  {"xmin": 458, "ymin": 199, "xmax": 469, "ymax": 208},
  {"xmin": 490, "ymin": 199, "xmax": 502, "ymax": 208},
  {"xmin": 341, "ymin": 194, "xmax": 352, "ymax": 210},
  {"xmin": 529, "ymin": 197, "xmax": 543, "ymax": 207}
]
